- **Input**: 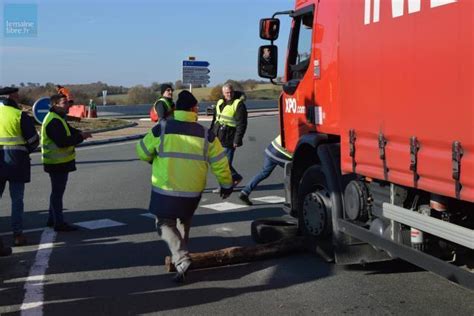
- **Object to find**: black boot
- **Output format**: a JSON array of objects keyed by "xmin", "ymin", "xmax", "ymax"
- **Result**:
[{"xmin": 0, "ymin": 237, "xmax": 12, "ymax": 257}]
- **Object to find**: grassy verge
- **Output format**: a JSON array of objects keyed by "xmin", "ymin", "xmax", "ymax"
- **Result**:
[
  {"xmin": 33, "ymin": 117, "xmax": 132, "ymax": 133},
  {"xmin": 105, "ymin": 83, "xmax": 282, "ymax": 104},
  {"xmin": 69, "ymin": 118, "xmax": 132, "ymax": 132},
  {"xmin": 245, "ymin": 88, "xmax": 281, "ymax": 100}
]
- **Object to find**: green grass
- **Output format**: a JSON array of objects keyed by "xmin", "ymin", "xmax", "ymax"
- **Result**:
[
  {"xmin": 105, "ymin": 94, "xmax": 128, "ymax": 105},
  {"xmin": 246, "ymin": 88, "xmax": 281, "ymax": 100},
  {"xmin": 104, "ymin": 83, "xmax": 282, "ymax": 104},
  {"xmin": 175, "ymin": 86, "xmax": 213, "ymax": 101},
  {"xmin": 178, "ymin": 83, "xmax": 281, "ymax": 101},
  {"xmin": 69, "ymin": 118, "xmax": 131, "ymax": 132}
]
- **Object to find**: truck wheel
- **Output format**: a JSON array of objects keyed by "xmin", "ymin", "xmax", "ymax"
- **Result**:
[
  {"xmin": 251, "ymin": 217, "xmax": 298, "ymax": 244},
  {"xmin": 297, "ymin": 165, "xmax": 332, "ymax": 237},
  {"xmin": 297, "ymin": 165, "xmax": 334, "ymax": 261}
]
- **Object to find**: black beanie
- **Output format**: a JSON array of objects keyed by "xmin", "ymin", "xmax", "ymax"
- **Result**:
[
  {"xmin": 176, "ymin": 90, "xmax": 198, "ymax": 110},
  {"xmin": 160, "ymin": 83, "xmax": 173, "ymax": 95}
]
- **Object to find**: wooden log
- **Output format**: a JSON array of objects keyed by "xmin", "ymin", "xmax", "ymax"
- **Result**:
[{"xmin": 165, "ymin": 236, "xmax": 307, "ymax": 272}]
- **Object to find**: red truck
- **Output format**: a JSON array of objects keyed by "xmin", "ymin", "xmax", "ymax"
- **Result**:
[{"xmin": 257, "ymin": 0, "xmax": 473, "ymax": 288}]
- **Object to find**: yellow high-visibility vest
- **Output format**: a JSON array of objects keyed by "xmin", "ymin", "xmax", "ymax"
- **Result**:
[
  {"xmin": 137, "ymin": 110, "xmax": 232, "ymax": 197},
  {"xmin": 215, "ymin": 98, "xmax": 241, "ymax": 128},
  {"xmin": 41, "ymin": 111, "xmax": 75, "ymax": 164},
  {"xmin": 0, "ymin": 105, "xmax": 26, "ymax": 151}
]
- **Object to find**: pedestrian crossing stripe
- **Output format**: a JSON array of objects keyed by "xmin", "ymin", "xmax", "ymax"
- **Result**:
[
  {"xmin": 251, "ymin": 196, "xmax": 286, "ymax": 204},
  {"xmin": 215, "ymin": 227, "xmax": 234, "ymax": 233},
  {"xmin": 0, "ymin": 195, "xmax": 286, "ymax": 236},
  {"xmin": 200, "ymin": 201, "xmax": 247, "ymax": 211},
  {"xmin": 74, "ymin": 219, "xmax": 126, "ymax": 230}
]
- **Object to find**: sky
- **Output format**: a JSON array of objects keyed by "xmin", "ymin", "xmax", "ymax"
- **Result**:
[{"xmin": 0, "ymin": 0, "xmax": 293, "ymax": 87}]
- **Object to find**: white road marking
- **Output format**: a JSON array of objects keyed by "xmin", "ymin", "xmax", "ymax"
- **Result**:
[
  {"xmin": 252, "ymin": 196, "xmax": 286, "ymax": 204},
  {"xmin": 140, "ymin": 116, "xmax": 212, "ymax": 122},
  {"xmin": 20, "ymin": 228, "xmax": 56, "ymax": 316},
  {"xmin": 74, "ymin": 219, "xmax": 125, "ymax": 230},
  {"xmin": 198, "ymin": 117, "xmax": 213, "ymax": 122},
  {"xmin": 201, "ymin": 202, "xmax": 247, "ymax": 211},
  {"xmin": 215, "ymin": 227, "xmax": 234, "ymax": 233}
]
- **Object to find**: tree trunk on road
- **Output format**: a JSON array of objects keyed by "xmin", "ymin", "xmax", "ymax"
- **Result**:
[{"xmin": 165, "ymin": 236, "xmax": 307, "ymax": 272}]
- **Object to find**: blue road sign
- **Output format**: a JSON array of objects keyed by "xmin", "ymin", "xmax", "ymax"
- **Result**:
[
  {"xmin": 182, "ymin": 60, "xmax": 211, "ymax": 85},
  {"xmin": 183, "ymin": 79, "xmax": 210, "ymax": 85},
  {"xmin": 182, "ymin": 67, "xmax": 211, "ymax": 75},
  {"xmin": 182, "ymin": 60, "xmax": 210, "ymax": 67},
  {"xmin": 32, "ymin": 97, "xmax": 51, "ymax": 124}
]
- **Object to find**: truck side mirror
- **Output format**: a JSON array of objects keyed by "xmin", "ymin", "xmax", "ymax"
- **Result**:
[
  {"xmin": 258, "ymin": 45, "xmax": 278, "ymax": 79},
  {"xmin": 259, "ymin": 18, "xmax": 280, "ymax": 41}
]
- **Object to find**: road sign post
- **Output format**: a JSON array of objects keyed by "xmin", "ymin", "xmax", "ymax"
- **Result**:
[
  {"xmin": 102, "ymin": 90, "xmax": 107, "ymax": 106},
  {"xmin": 32, "ymin": 97, "xmax": 51, "ymax": 124}
]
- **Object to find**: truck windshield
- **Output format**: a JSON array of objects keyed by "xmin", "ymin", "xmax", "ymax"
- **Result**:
[{"xmin": 288, "ymin": 12, "xmax": 313, "ymax": 80}]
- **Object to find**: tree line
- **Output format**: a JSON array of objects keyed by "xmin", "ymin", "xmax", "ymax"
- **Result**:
[{"xmin": 8, "ymin": 79, "xmax": 269, "ymax": 106}]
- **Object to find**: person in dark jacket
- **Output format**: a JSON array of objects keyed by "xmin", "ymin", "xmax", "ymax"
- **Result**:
[
  {"xmin": 0, "ymin": 87, "xmax": 39, "ymax": 246},
  {"xmin": 151, "ymin": 83, "xmax": 175, "ymax": 121},
  {"xmin": 41, "ymin": 94, "xmax": 92, "ymax": 232},
  {"xmin": 210, "ymin": 83, "xmax": 248, "ymax": 187}
]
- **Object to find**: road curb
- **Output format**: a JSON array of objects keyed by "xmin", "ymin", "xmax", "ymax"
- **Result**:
[{"xmin": 79, "ymin": 133, "xmax": 146, "ymax": 147}]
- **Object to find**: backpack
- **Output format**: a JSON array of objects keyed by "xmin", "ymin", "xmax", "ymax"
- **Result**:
[{"xmin": 149, "ymin": 104, "xmax": 159, "ymax": 122}]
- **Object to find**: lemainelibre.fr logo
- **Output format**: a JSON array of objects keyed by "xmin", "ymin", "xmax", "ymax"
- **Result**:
[{"xmin": 4, "ymin": 3, "xmax": 38, "ymax": 38}]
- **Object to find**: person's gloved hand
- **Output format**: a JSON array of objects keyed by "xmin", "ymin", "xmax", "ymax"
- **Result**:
[{"xmin": 220, "ymin": 187, "xmax": 233, "ymax": 199}]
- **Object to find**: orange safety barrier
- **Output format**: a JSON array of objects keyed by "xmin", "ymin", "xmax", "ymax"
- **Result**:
[{"xmin": 68, "ymin": 105, "xmax": 87, "ymax": 118}]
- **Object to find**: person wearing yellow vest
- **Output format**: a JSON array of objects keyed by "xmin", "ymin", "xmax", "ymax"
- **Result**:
[
  {"xmin": 150, "ymin": 83, "xmax": 175, "ymax": 122},
  {"xmin": 0, "ymin": 87, "xmax": 39, "ymax": 247},
  {"xmin": 239, "ymin": 134, "xmax": 293, "ymax": 206},
  {"xmin": 41, "ymin": 94, "xmax": 92, "ymax": 232},
  {"xmin": 210, "ymin": 83, "xmax": 248, "ymax": 187},
  {"xmin": 137, "ymin": 90, "xmax": 233, "ymax": 283}
]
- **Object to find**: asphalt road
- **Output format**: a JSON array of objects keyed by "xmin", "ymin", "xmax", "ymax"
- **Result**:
[{"xmin": 0, "ymin": 115, "xmax": 473, "ymax": 315}]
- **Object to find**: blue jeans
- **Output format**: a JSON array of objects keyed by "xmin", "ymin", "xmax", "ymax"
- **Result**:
[
  {"xmin": 48, "ymin": 173, "xmax": 69, "ymax": 225},
  {"xmin": 0, "ymin": 179, "xmax": 25, "ymax": 235},
  {"xmin": 224, "ymin": 147, "xmax": 242, "ymax": 181},
  {"xmin": 241, "ymin": 155, "xmax": 279, "ymax": 196}
]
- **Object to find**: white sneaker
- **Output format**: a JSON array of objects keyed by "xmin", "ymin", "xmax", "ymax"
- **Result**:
[{"xmin": 173, "ymin": 259, "xmax": 192, "ymax": 283}]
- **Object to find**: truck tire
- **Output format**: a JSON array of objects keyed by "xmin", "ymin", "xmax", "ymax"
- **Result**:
[
  {"xmin": 251, "ymin": 217, "xmax": 298, "ymax": 244},
  {"xmin": 296, "ymin": 165, "xmax": 335, "ymax": 261},
  {"xmin": 297, "ymin": 165, "xmax": 333, "ymax": 237}
]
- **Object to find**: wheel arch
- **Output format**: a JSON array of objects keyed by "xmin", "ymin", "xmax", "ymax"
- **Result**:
[{"xmin": 290, "ymin": 134, "xmax": 348, "ymax": 239}]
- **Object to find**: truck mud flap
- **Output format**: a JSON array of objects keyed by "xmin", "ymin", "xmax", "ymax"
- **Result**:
[{"xmin": 334, "ymin": 240, "xmax": 392, "ymax": 266}]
